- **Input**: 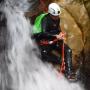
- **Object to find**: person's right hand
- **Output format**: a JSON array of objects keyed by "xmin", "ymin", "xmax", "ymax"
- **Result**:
[{"xmin": 55, "ymin": 32, "xmax": 66, "ymax": 40}]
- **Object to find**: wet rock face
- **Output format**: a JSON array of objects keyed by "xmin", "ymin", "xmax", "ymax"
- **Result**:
[{"xmin": 62, "ymin": 2, "xmax": 90, "ymax": 76}]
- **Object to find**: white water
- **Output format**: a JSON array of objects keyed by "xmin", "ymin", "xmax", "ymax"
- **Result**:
[{"xmin": 2, "ymin": 0, "xmax": 84, "ymax": 90}]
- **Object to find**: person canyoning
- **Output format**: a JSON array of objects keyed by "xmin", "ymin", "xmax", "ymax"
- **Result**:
[{"xmin": 32, "ymin": 3, "xmax": 76, "ymax": 80}]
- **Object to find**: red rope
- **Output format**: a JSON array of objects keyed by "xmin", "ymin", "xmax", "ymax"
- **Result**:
[{"xmin": 60, "ymin": 41, "xmax": 65, "ymax": 74}]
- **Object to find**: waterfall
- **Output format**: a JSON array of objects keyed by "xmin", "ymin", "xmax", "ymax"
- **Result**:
[{"xmin": 0, "ymin": 0, "xmax": 84, "ymax": 90}]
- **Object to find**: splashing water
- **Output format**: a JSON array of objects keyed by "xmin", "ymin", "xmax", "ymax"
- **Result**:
[{"xmin": 0, "ymin": 0, "xmax": 85, "ymax": 90}]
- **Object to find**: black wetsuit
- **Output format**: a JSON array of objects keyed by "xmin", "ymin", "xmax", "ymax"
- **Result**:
[{"xmin": 33, "ymin": 13, "xmax": 73, "ymax": 76}]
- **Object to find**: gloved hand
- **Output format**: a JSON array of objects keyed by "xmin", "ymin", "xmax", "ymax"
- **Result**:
[{"xmin": 55, "ymin": 32, "xmax": 66, "ymax": 40}]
